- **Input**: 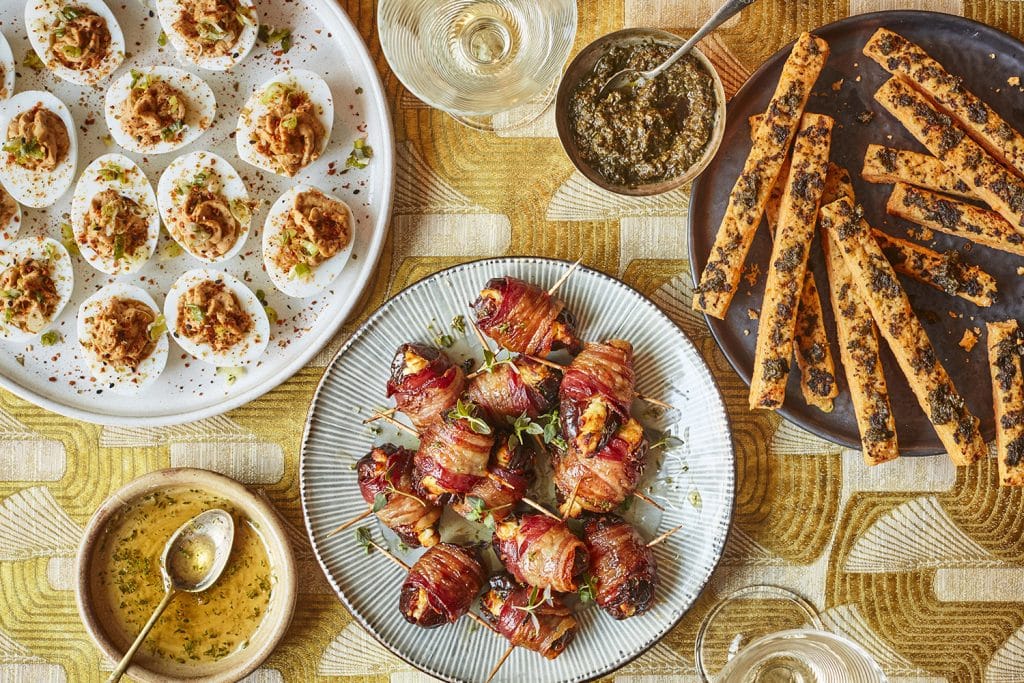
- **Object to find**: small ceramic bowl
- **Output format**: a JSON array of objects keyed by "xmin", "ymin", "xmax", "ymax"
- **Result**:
[
  {"xmin": 555, "ymin": 28, "xmax": 727, "ymax": 196},
  {"xmin": 75, "ymin": 468, "xmax": 297, "ymax": 682}
]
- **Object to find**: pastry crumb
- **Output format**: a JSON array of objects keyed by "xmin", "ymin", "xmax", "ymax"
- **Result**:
[
  {"xmin": 747, "ymin": 308, "xmax": 759, "ymax": 320},
  {"xmin": 959, "ymin": 327, "xmax": 980, "ymax": 352},
  {"xmin": 742, "ymin": 263, "xmax": 762, "ymax": 287},
  {"xmin": 1016, "ymin": 266, "xmax": 1024, "ymax": 276},
  {"xmin": 831, "ymin": 78, "xmax": 844, "ymax": 91},
  {"xmin": 1010, "ymin": 76, "xmax": 1021, "ymax": 86},
  {"xmin": 743, "ymin": 329, "xmax": 750, "ymax": 336}
]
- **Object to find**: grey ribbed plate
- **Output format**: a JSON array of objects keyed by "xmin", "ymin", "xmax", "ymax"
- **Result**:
[{"xmin": 300, "ymin": 257, "xmax": 735, "ymax": 683}]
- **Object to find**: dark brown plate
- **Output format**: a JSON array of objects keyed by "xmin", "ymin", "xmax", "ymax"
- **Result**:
[{"xmin": 688, "ymin": 10, "xmax": 1024, "ymax": 456}]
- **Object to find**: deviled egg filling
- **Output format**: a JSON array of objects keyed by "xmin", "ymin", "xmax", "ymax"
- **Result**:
[
  {"xmin": 4, "ymin": 104, "xmax": 70, "ymax": 172},
  {"xmin": 176, "ymin": 279, "xmax": 252, "ymax": 352},
  {"xmin": 0, "ymin": 257, "xmax": 59, "ymax": 333},
  {"xmin": 48, "ymin": 5, "xmax": 111, "ymax": 72},
  {"xmin": 0, "ymin": 65, "xmax": 8, "ymax": 100},
  {"xmin": 123, "ymin": 71, "xmax": 188, "ymax": 147},
  {"xmin": 82, "ymin": 297, "xmax": 157, "ymax": 370},
  {"xmin": 173, "ymin": 168, "xmax": 242, "ymax": 260},
  {"xmin": 253, "ymin": 84, "xmax": 325, "ymax": 176},
  {"xmin": 173, "ymin": 0, "xmax": 252, "ymax": 59},
  {"xmin": 82, "ymin": 189, "xmax": 150, "ymax": 263},
  {"xmin": 274, "ymin": 188, "xmax": 351, "ymax": 278}
]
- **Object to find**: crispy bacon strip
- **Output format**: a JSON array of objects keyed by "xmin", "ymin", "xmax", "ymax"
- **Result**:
[
  {"xmin": 451, "ymin": 437, "xmax": 533, "ymax": 524},
  {"xmin": 554, "ymin": 418, "xmax": 648, "ymax": 517},
  {"xmin": 414, "ymin": 408, "xmax": 494, "ymax": 500},
  {"xmin": 481, "ymin": 574, "xmax": 577, "ymax": 659},
  {"xmin": 399, "ymin": 543, "xmax": 487, "ymax": 628},
  {"xmin": 466, "ymin": 357, "xmax": 561, "ymax": 422},
  {"xmin": 583, "ymin": 515, "xmax": 659, "ymax": 620},
  {"xmin": 560, "ymin": 340, "xmax": 637, "ymax": 459},
  {"xmin": 356, "ymin": 445, "xmax": 441, "ymax": 548},
  {"xmin": 472, "ymin": 277, "xmax": 582, "ymax": 356},
  {"xmin": 492, "ymin": 514, "xmax": 588, "ymax": 593},
  {"xmin": 386, "ymin": 343, "xmax": 465, "ymax": 431}
]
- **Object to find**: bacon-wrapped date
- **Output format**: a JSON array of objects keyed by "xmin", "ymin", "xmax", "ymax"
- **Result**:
[
  {"xmin": 414, "ymin": 404, "xmax": 494, "ymax": 501},
  {"xmin": 451, "ymin": 436, "xmax": 532, "ymax": 524},
  {"xmin": 386, "ymin": 343, "xmax": 465, "ymax": 431},
  {"xmin": 481, "ymin": 574, "xmax": 577, "ymax": 659},
  {"xmin": 492, "ymin": 514, "xmax": 588, "ymax": 593},
  {"xmin": 554, "ymin": 418, "xmax": 648, "ymax": 517},
  {"xmin": 399, "ymin": 543, "xmax": 487, "ymax": 628},
  {"xmin": 560, "ymin": 340, "xmax": 637, "ymax": 459},
  {"xmin": 583, "ymin": 515, "xmax": 658, "ymax": 619},
  {"xmin": 465, "ymin": 356, "xmax": 561, "ymax": 422},
  {"xmin": 357, "ymin": 444, "xmax": 441, "ymax": 548},
  {"xmin": 472, "ymin": 277, "xmax": 582, "ymax": 356}
]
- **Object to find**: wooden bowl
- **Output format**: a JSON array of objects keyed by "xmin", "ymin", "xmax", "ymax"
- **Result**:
[{"xmin": 75, "ymin": 468, "xmax": 297, "ymax": 682}]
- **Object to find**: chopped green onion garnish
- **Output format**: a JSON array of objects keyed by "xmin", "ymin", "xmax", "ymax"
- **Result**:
[
  {"xmin": 217, "ymin": 366, "xmax": 246, "ymax": 385},
  {"xmin": 346, "ymin": 137, "xmax": 373, "ymax": 169},
  {"xmin": 148, "ymin": 315, "xmax": 167, "ymax": 341},
  {"xmin": 40, "ymin": 330, "xmax": 60, "ymax": 346}
]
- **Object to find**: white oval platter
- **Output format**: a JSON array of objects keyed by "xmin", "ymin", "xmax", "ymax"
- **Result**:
[{"xmin": 0, "ymin": 0, "xmax": 394, "ymax": 425}]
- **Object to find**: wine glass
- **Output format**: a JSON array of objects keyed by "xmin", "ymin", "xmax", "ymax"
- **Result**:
[
  {"xmin": 695, "ymin": 585, "xmax": 888, "ymax": 682},
  {"xmin": 377, "ymin": 0, "xmax": 577, "ymax": 131}
]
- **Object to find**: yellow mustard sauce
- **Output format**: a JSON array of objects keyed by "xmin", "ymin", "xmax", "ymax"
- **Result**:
[{"xmin": 90, "ymin": 486, "xmax": 273, "ymax": 666}]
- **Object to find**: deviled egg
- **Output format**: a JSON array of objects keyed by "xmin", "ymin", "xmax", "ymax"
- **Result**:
[
  {"xmin": 237, "ymin": 70, "xmax": 334, "ymax": 177},
  {"xmin": 25, "ymin": 0, "xmax": 125, "ymax": 85},
  {"xmin": 0, "ymin": 187, "xmax": 22, "ymax": 245},
  {"xmin": 157, "ymin": 151, "xmax": 253, "ymax": 263},
  {"xmin": 164, "ymin": 268, "xmax": 269, "ymax": 367},
  {"xmin": 263, "ymin": 185, "xmax": 353, "ymax": 297},
  {"xmin": 77, "ymin": 282, "xmax": 168, "ymax": 393},
  {"xmin": 0, "ymin": 31, "xmax": 16, "ymax": 99},
  {"xmin": 155, "ymin": 0, "xmax": 259, "ymax": 72},
  {"xmin": 0, "ymin": 237, "xmax": 74, "ymax": 343},
  {"xmin": 0, "ymin": 91, "xmax": 77, "ymax": 208},
  {"xmin": 105, "ymin": 66, "xmax": 216, "ymax": 154},
  {"xmin": 70, "ymin": 154, "xmax": 160, "ymax": 275}
]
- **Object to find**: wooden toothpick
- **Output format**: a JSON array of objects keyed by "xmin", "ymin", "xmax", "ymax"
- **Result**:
[
  {"xmin": 561, "ymin": 478, "xmax": 583, "ymax": 521},
  {"xmin": 520, "ymin": 497, "xmax": 562, "ymax": 521},
  {"xmin": 368, "ymin": 410, "xmax": 418, "ymax": 437},
  {"xmin": 486, "ymin": 644, "xmax": 516, "ymax": 683},
  {"xmin": 362, "ymin": 407, "xmax": 397, "ymax": 424},
  {"xmin": 547, "ymin": 258, "xmax": 582, "ymax": 296},
  {"xmin": 326, "ymin": 509, "xmax": 372, "ymax": 538},
  {"xmin": 646, "ymin": 523, "xmax": 683, "ymax": 548},
  {"xmin": 634, "ymin": 491, "xmax": 665, "ymax": 511}
]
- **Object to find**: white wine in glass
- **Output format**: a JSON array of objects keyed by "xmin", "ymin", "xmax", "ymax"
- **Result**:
[{"xmin": 377, "ymin": 0, "xmax": 577, "ymax": 130}]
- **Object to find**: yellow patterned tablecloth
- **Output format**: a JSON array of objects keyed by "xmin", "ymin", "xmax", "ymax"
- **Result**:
[{"xmin": 3, "ymin": 1, "xmax": 1024, "ymax": 681}]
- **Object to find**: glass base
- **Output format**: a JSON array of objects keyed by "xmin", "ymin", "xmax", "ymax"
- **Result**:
[
  {"xmin": 448, "ymin": 81, "xmax": 557, "ymax": 132},
  {"xmin": 695, "ymin": 585, "xmax": 823, "ymax": 682}
]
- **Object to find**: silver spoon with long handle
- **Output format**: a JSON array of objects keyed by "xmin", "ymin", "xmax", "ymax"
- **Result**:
[
  {"xmin": 106, "ymin": 509, "xmax": 235, "ymax": 683},
  {"xmin": 598, "ymin": 0, "xmax": 760, "ymax": 100}
]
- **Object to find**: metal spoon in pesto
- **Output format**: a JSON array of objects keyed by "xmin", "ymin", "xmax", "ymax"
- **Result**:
[
  {"xmin": 107, "ymin": 508, "xmax": 235, "ymax": 683},
  {"xmin": 598, "ymin": 0, "xmax": 759, "ymax": 100}
]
